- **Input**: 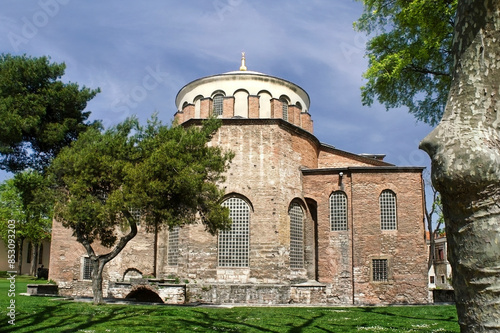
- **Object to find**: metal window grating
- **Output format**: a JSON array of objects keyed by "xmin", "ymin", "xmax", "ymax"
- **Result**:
[
  {"xmin": 167, "ymin": 226, "xmax": 179, "ymax": 266},
  {"xmin": 213, "ymin": 95, "xmax": 224, "ymax": 116},
  {"xmin": 330, "ymin": 191, "xmax": 347, "ymax": 231},
  {"xmin": 372, "ymin": 259, "xmax": 388, "ymax": 281},
  {"xmin": 380, "ymin": 190, "xmax": 397, "ymax": 230},
  {"xmin": 282, "ymin": 100, "xmax": 288, "ymax": 121},
  {"xmin": 218, "ymin": 198, "xmax": 249, "ymax": 267},
  {"xmin": 289, "ymin": 203, "xmax": 304, "ymax": 269},
  {"xmin": 129, "ymin": 207, "xmax": 141, "ymax": 223},
  {"xmin": 83, "ymin": 257, "xmax": 93, "ymax": 280}
]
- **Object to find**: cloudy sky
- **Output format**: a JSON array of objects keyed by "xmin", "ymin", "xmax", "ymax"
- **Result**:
[{"xmin": 1, "ymin": 0, "xmax": 434, "ymax": 180}]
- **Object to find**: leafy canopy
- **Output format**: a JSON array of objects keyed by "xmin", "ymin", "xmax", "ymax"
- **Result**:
[
  {"xmin": 0, "ymin": 54, "xmax": 100, "ymax": 172},
  {"xmin": 51, "ymin": 116, "xmax": 234, "ymax": 248},
  {"xmin": 0, "ymin": 170, "xmax": 53, "ymax": 246},
  {"xmin": 354, "ymin": 0, "xmax": 457, "ymax": 125}
]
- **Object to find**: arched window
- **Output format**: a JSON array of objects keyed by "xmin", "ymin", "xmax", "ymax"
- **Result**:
[
  {"xmin": 380, "ymin": 190, "xmax": 397, "ymax": 230},
  {"xmin": 280, "ymin": 96, "xmax": 289, "ymax": 121},
  {"xmin": 330, "ymin": 191, "xmax": 347, "ymax": 231},
  {"xmin": 289, "ymin": 203, "xmax": 304, "ymax": 269},
  {"xmin": 213, "ymin": 94, "xmax": 224, "ymax": 116},
  {"xmin": 218, "ymin": 197, "xmax": 250, "ymax": 267},
  {"xmin": 167, "ymin": 226, "xmax": 179, "ymax": 266}
]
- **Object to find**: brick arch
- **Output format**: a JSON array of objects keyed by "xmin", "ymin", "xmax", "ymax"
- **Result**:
[
  {"xmin": 125, "ymin": 285, "xmax": 163, "ymax": 303},
  {"xmin": 223, "ymin": 192, "xmax": 254, "ymax": 212},
  {"xmin": 123, "ymin": 268, "xmax": 143, "ymax": 282}
]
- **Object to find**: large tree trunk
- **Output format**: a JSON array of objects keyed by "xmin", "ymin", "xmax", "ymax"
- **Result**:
[
  {"xmin": 420, "ymin": 0, "xmax": 500, "ymax": 331},
  {"xmin": 90, "ymin": 257, "xmax": 107, "ymax": 305},
  {"xmin": 30, "ymin": 243, "xmax": 38, "ymax": 276}
]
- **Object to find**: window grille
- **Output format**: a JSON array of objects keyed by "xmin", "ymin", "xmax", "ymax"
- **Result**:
[
  {"xmin": 281, "ymin": 99, "xmax": 288, "ymax": 121},
  {"xmin": 83, "ymin": 257, "xmax": 93, "ymax": 280},
  {"xmin": 129, "ymin": 207, "xmax": 141, "ymax": 223},
  {"xmin": 213, "ymin": 94, "xmax": 224, "ymax": 116},
  {"xmin": 167, "ymin": 226, "xmax": 179, "ymax": 266},
  {"xmin": 372, "ymin": 259, "xmax": 388, "ymax": 281},
  {"xmin": 218, "ymin": 197, "xmax": 249, "ymax": 267},
  {"xmin": 289, "ymin": 203, "xmax": 304, "ymax": 269},
  {"xmin": 380, "ymin": 190, "xmax": 397, "ymax": 230},
  {"xmin": 330, "ymin": 191, "xmax": 347, "ymax": 231}
]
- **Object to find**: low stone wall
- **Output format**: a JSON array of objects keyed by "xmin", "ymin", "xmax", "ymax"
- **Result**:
[
  {"xmin": 107, "ymin": 279, "xmax": 185, "ymax": 304},
  {"xmin": 26, "ymin": 284, "xmax": 59, "ymax": 296},
  {"xmin": 290, "ymin": 281, "xmax": 327, "ymax": 304}
]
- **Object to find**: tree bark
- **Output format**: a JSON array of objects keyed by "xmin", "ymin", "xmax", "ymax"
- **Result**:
[
  {"xmin": 16, "ymin": 237, "xmax": 24, "ymax": 274},
  {"xmin": 420, "ymin": 0, "xmax": 500, "ymax": 331},
  {"xmin": 30, "ymin": 243, "xmax": 38, "ymax": 276},
  {"xmin": 90, "ymin": 257, "xmax": 107, "ymax": 305}
]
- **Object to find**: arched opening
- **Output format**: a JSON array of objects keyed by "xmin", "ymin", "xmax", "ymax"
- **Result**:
[{"xmin": 126, "ymin": 286, "xmax": 164, "ymax": 303}]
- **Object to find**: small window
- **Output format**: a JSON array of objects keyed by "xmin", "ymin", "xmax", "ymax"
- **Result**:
[
  {"xmin": 213, "ymin": 94, "xmax": 224, "ymax": 116},
  {"xmin": 167, "ymin": 226, "xmax": 179, "ymax": 266},
  {"xmin": 430, "ymin": 276, "xmax": 435, "ymax": 284},
  {"xmin": 380, "ymin": 190, "xmax": 397, "ymax": 230},
  {"xmin": 129, "ymin": 207, "xmax": 141, "ymax": 223},
  {"xmin": 437, "ymin": 248, "xmax": 444, "ymax": 261},
  {"xmin": 83, "ymin": 257, "xmax": 93, "ymax": 280},
  {"xmin": 330, "ymin": 191, "xmax": 347, "ymax": 231},
  {"xmin": 372, "ymin": 259, "xmax": 388, "ymax": 282},
  {"xmin": 441, "ymin": 275, "xmax": 445, "ymax": 284},
  {"xmin": 280, "ymin": 98, "xmax": 288, "ymax": 121},
  {"xmin": 289, "ymin": 203, "xmax": 304, "ymax": 269}
]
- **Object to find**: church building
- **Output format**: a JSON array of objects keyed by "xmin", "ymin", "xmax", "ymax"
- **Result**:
[{"xmin": 49, "ymin": 55, "xmax": 429, "ymax": 305}]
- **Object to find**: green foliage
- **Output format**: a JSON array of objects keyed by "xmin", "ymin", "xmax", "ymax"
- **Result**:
[
  {"xmin": 354, "ymin": 0, "xmax": 457, "ymax": 125},
  {"xmin": 0, "ymin": 54, "xmax": 100, "ymax": 172},
  {"xmin": 0, "ymin": 170, "xmax": 53, "ymax": 246},
  {"xmin": 50, "ymin": 115, "xmax": 233, "ymax": 249}
]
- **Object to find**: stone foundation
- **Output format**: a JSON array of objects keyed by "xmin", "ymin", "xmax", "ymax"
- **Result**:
[{"xmin": 108, "ymin": 279, "xmax": 185, "ymax": 304}]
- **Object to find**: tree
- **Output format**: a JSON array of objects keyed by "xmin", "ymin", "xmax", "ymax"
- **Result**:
[
  {"xmin": 0, "ymin": 54, "xmax": 100, "ymax": 172},
  {"xmin": 12, "ymin": 170, "xmax": 53, "ymax": 275},
  {"xmin": 0, "ymin": 171, "xmax": 53, "ymax": 275},
  {"xmin": 50, "ymin": 116, "xmax": 233, "ymax": 304},
  {"xmin": 419, "ymin": 0, "xmax": 500, "ymax": 331},
  {"xmin": 354, "ymin": 0, "xmax": 457, "ymax": 125}
]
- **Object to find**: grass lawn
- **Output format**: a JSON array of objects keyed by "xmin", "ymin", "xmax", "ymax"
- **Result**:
[{"xmin": 0, "ymin": 274, "xmax": 459, "ymax": 332}]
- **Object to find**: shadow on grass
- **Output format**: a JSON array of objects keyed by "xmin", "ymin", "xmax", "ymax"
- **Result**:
[
  {"xmin": 3, "ymin": 300, "xmax": 149, "ymax": 333},
  {"xmin": 3, "ymin": 298, "xmax": 459, "ymax": 333}
]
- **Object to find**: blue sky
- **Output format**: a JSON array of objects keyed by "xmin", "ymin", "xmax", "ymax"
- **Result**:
[{"xmin": 1, "ymin": 0, "xmax": 434, "ymax": 180}]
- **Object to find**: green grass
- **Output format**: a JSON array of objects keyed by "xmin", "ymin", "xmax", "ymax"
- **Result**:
[{"xmin": 0, "ymin": 275, "xmax": 459, "ymax": 332}]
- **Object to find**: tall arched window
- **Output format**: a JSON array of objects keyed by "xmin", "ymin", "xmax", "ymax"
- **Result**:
[
  {"xmin": 380, "ymin": 190, "xmax": 397, "ymax": 230},
  {"xmin": 280, "ymin": 96, "xmax": 289, "ymax": 121},
  {"xmin": 330, "ymin": 191, "xmax": 347, "ymax": 231},
  {"xmin": 218, "ymin": 197, "xmax": 250, "ymax": 267},
  {"xmin": 289, "ymin": 203, "xmax": 304, "ymax": 269},
  {"xmin": 213, "ymin": 94, "xmax": 224, "ymax": 116}
]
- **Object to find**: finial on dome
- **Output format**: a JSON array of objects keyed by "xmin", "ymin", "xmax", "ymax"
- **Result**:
[{"xmin": 239, "ymin": 52, "xmax": 247, "ymax": 71}]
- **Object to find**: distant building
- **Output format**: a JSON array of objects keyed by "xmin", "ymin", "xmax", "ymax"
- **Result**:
[
  {"xmin": 49, "ymin": 56, "xmax": 429, "ymax": 305},
  {"xmin": 427, "ymin": 233, "xmax": 452, "ymax": 290},
  {"xmin": 0, "ymin": 239, "xmax": 50, "ymax": 276}
]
